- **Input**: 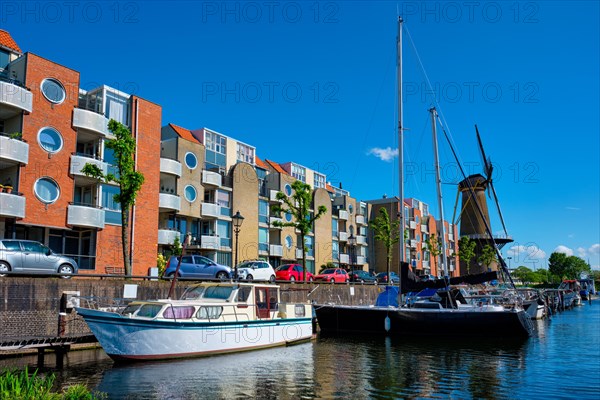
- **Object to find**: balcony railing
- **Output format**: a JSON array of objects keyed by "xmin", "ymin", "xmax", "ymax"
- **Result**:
[
  {"xmin": 158, "ymin": 229, "xmax": 180, "ymax": 245},
  {"xmin": 0, "ymin": 192, "xmax": 25, "ymax": 218},
  {"xmin": 197, "ymin": 235, "xmax": 220, "ymax": 250},
  {"xmin": 356, "ymin": 235, "xmax": 367, "ymax": 245},
  {"xmin": 72, "ymin": 108, "xmax": 111, "ymax": 138},
  {"xmin": 355, "ymin": 214, "xmax": 366, "ymax": 225},
  {"xmin": 0, "ymin": 134, "xmax": 29, "ymax": 165},
  {"xmin": 201, "ymin": 202, "xmax": 220, "ymax": 219},
  {"xmin": 269, "ymin": 216, "xmax": 282, "ymax": 229},
  {"xmin": 421, "ymin": 225, "xmax": 428, "ymax": 233},
  {"xmin": 269, "ymin": 189, "xmax": 282, "ymax": 203},
  {"xmin": 159, "ymin": 192, "xmax": 181, "ymax": 212},
  {"xmin": 338, "ymin": 210, "xmax": 349, "ymax": 220},
  {"xmin": 339, "ymin": 254, "xmax": 350, "ymax": 264},
  {"xmin": 270, "ymin": 244, "xmax": 283, "ymax": 257},
  {"xmin": 159, "ymin": 157, "xmax": 182, "ymax": 177},
  {"xmin": 0, "ymin": 80, "xmax": 33, "ymax": 115},
  {"xmin": 356, "ymin": 256, "xmax": 366, "ymax": 265},
  {"xmin": 338, "ymin": 231, "xmax": 348, "ymax": 242},
  {"xmin": 70, "ymin": 153, "xmax": 108, "ymax": 179},
  {"xmin": 67, "ymin": 203, "xmax": 105, "ymax": 229},
  {"xmin": 202, "ymin": 170, "xmax": 222, "ymax": 187}
]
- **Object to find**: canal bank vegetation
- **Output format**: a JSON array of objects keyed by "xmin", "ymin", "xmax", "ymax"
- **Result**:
[
  {"xmin": 511, "ymin": 252, "xmax": 597, "ymax": 288},
  {"xmin": 0, "ymin": 367, "xmax": 105, "ymax": 399}
]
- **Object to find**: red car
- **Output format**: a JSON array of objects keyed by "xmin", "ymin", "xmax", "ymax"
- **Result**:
[
  {"xmin": 275, "ymin": 264, "xmax": 314, "ymax": 282},
  {"xmin": 314, "ymin": 268, "xmax": 349, "ymax": 283}
]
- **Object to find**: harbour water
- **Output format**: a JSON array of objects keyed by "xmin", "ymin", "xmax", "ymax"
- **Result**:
[{"xmin": 3, "ymin": 302, "xmax": 599, "ymax": 399}]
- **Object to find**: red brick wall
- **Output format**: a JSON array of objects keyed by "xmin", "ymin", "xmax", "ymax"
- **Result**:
[{"xmin": 20, "ymin": 53, "xmax": 79, "ymax": 228}]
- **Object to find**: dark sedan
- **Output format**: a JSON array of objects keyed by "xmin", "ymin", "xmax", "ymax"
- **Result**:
[
  {"xmin": 348, "ymin": 270, "xmax": 377, "ymax": 284},
  {"xmin": 376, "ymin": 271, "xmax": 400, "ymax": 284}
]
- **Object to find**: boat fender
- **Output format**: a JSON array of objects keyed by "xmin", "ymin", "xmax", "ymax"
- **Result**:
[
  {"xmin": 384, "ymin": 316, "xmax": 391, "ymax": 332},
  {"xmin": 277, "ymin": 311, "xmax": 287, "ymax": 319}
]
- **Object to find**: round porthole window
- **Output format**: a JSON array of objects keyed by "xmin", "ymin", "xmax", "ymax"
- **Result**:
[
  {"xmin": 185, "ymin": 152, "xmax": 198, "ymax": 170},
  {"xmin": 184, "ymin": 185, "xmax": 197, "ymax": 202},
  {"xmin": 285, "ymin": 212, "xmax": 293, "ymax": 222},
  {"xmin": 41, "ymin": 78, "xmax": 66, "ymax": 104},
  {"xmin": 348, "ymin": 204, "xmax": 354, "ymax": 214},
  {"xmin": 285, "ymin": 235, "xmax": 293, "ymax": 249},
  {"xmin": 284, "ymin": 184, "xmax": 292, "ymax": 196},
  {"xmin": 34, "ymin": 177, "xmax": 60, "ymax": 204},
  {"xmin": 38, "ymin": 127, "xmax": 63, "ymax": 153}
]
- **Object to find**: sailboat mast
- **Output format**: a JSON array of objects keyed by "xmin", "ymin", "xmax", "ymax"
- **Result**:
[
  {"xmin": 430, "ymin": 107, "xmax": 448, "ymax": 276},
  {"xmin": 397, "ymin": 16, "xmax": 405, "ymax": 264}
]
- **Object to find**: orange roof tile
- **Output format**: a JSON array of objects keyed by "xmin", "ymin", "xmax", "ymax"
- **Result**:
[
  {"xmin": 265, "ymin": 159, "xmax": 288, "ymax": 175},
  {"xmin": 255, "ymin": 157, "xmax": 269, "ymax": 170},
  {"xmin": 0, "ymin": 30, "xmax": 21, "ymax": 53},
  {"xmin": 325, "ymin": 184, "xmax": 336, "ymax": 193},
  {"xmin": 169, "ymin": 123, "xmax": 200, "ymax": 144}
]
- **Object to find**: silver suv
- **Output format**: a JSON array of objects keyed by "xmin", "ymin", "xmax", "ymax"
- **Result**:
[{"xmin": 0, "ymin": 239, "xmax": 79, "ymax": 278}]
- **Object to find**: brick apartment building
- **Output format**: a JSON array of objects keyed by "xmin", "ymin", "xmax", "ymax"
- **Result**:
[{"xmin": 0, "ymin": 30, "xmax": 161, "ymax": 275}]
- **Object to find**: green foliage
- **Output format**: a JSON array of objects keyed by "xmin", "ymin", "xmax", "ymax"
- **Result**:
[
  {"xmin": 272, "ymin": 181, "xmax": 327, "ymax": 281},
  {"xmin": 548, "ymin": 252, "xmax": 591, "ymax": 280},
  {"xmin": 458, "ymin": 236, "xmax": 477, "ymax": 274},
  {"xmin": 157, "ymin": 253, "xmax": 167, "ymax": 276},
  {"xmin": 172, "ymin": 236, "xmax": 182, "ymax": 256},
  {"xmin": 8, "ymin": 132, "xmax": 22, "ymax": 140},
  {"xmin": 81, "ymin": 119, "xmax": 144, "ymax": 276},
  {"xmin": 0, "ymin": 367, "xmax": 105, "ymax": 399},
  {"xmin": 477, "ymin": 244, "xmax": 497, "ymax": 270},
  {"xmin": 319, "ymin": 262, "xmax": 336, "ymax": 273},
  {"xmin": 369, "ymin": 207, "xmax": 400, "ymax": 281}
]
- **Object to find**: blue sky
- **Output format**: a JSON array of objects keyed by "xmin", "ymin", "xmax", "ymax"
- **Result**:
[{"xmin": 3, "ymin": 1, "xmax": 599, "ymax": 269}]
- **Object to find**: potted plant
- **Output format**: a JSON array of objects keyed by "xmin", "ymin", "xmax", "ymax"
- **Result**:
[
  {"xmin": 3, "ymin": 186, "xmax": 12, "ymax": 194},
  {"xmin": 8, "ymin": 132, "xmax": 22, "ymax": 140}
]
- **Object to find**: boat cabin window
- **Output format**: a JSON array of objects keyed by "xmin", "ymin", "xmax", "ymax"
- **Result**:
[
  {"xmin": 136, "ymin": 304, "xmax": 163, "ymax": 318},
  {"xmin": 163, "ymin": 306, "xmax": 195, "ymax": 319},
  {"xmin": 181, "ymin": 286, "xmax": 206, "ymax": 300},
  {"xmin": 197, "ymin": 306, "xmax": 223, "ymax": 320},
  {"xmin": 295, "ymin": 304, "xmax": 306, "ymax": 317},
  {"xmin": 237, "ymin": 286, "xmax": 252, "ymax": 302},
  {"xmin": 204, "ymin": 286, "xmax": 233, "ymax": 300},
  {"xmin": 255, "ymin": 287, "xmax": 278, "ymax": 319},
  {"xmin": 121, "ymin": 304, "xmax": 142, "ymax": 316}
]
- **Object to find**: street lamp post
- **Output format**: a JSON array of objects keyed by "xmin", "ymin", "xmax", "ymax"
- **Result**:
[
  {"xmin": 232, "ymin": 210, "xmax": 244, "ymax": 281},
  {"xmin": 348, "ymin": 233, "xmax": 356, "ymax": 275}
]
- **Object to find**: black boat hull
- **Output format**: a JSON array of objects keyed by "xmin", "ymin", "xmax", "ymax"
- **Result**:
[{"xmin": 315, "ymin": 305, "xmax": 533, "ymax": 337}]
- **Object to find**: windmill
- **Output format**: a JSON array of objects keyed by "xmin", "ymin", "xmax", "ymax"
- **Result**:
[{"xmin": 452, "ymin": 126, "xmax": 513, "ymax": 274}]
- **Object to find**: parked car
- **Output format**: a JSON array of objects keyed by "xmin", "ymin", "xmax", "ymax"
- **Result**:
[
  {"xmin": 0, "ymin": 239, "xmax": 78, "ymax": 278},
  {"xmin": 376, "ymin": 271, "xmax": 400, "ymax": 284},
  {"xmin": 163, "ymin": 255, "xmax": 231, "ymax": 280},
  {"xmin": 314, "ymin": 268, "xmax": 349, "ymax": 283},
  {"xmin": 275, "ymin": 264, "xmax": 314, "ymax": 282},
  {"xmin": 236, "ymin": 260, "xmax": 276, "ymax": 282},
  {"xmin": 348, "ymin": 269, "xmax": 377, "ymax": 284}
]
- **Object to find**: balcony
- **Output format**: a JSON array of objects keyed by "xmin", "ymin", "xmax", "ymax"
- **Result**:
[
  {"xmin": 448, "ymin": 233, "xmax": 455, "ymax": 241},
  {"xmin": 0, "ymin": 134, "xmax": 29, "ymax": 165},
  {"xmin": 269, "ymin": 216, "xmax": 282, "ymax": 229},
  {"xmin": 158, "ymin": 229, "xmax": 180, "ymax": 245},
  {"xmin": 70, "ymin": 154, "xmax": 108, "ymax": 182},
  {"xmin": 201, "ymin": 202, "xmax": 220, "ymax": 219},
  {"xmin": 356, "ymin": 256, "xmax": 366, "ymax": 265},
  {"xmin": 356, "ymin": 214, "xmax": 366, "ymax": 225},
  {"xmin": 270, "ymin": 244, "xmax": 283, "ymax": 257},
  {"xmin": 269, "ymin": 189, "xmax": 282, "ymax": 203},
  {"xmin": 409, "ymin": 239, "xmax": 417, "ymax": 248},
  {"xmin": 338, "ymin": 210, "xmax": 349, "ymax": 220},
  {"xmin": 339, "ymin": 254, "xmax": 350, "ymax": 264},
  {"xmin": 356, "ymin": 235, "xmax": 367, "ymax": 245},
  {"xmin": 160, "ymin": 157, "xmax": 182, "ymax": 177},
  {"xmin": 409, "ymin": 221, "xmax": 417, "ymax": 229},
  {"xmin": 67, "ymin": 204, "xmax": 105, "ymax": 229},
  {"xmin": 0, "ymin": 80, "xmax": 33, "ymax": 117},
  {"xmin": 338, "ymin": 231, "xmax": 348, "ymax": 242},
  {"xmin": 159, "ymin": 193, "xmax": 181, "ymax": 212},
  {"xmin": 421, "ymin": 225, "xmax": 428, "ymax": 233},
  {"xmin": 202, "ymin": 170, "xmax": 222, "ymax": 187},
  {"xmin": 198, "ymin": 235, "xmax": 220, "ymax": 250},
  {"xmin": 0, "ymin": 192, "xmax": 25, "ymax": 218},
  {"xmin": 72, "ymin": 108, "xmax": 111, "ymax": 138}
]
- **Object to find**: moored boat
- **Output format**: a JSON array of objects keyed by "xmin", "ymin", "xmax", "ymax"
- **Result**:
[{"xmin": 76, "ymin": 282, "xmax": 313, "ymax": 361}]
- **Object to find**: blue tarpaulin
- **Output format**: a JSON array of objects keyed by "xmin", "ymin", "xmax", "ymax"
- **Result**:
[{"xmin": 375, "ymin": 286, "xmax": 399, "ymax": 307}]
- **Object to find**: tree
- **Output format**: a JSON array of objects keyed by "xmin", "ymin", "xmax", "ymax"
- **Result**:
[
  {"xmin": 81, "ymin": 119, "xmax": 144, "ymax": 276},
  {"xmin": 425, "ymin": 233, "xmax": 442, "ymax": 275},
  {"xmin": 512, "ymin": 266, "xmax": 535, "ymax": 285},
  {"xmin": 478, "ymin": 244, "xmax": 497, "ymax": 271},
  {"xmin": 548, "ymin": 252, "xmax": 591, "ymax": 280},
  {"xmin": 458, "ymin": 236, "xmax": 476, "ymax": 275},
  {"xmin": 271, "ymin": 181, "xmax": 327, "ymax": 282},
  {"xmin": 369, "ymin": 207, "xmax": 400, "ymax": 282}
]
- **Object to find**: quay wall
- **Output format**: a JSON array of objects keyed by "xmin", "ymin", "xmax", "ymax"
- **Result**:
[{"xmin": 0, "ymin": 278, "xmax": 382, "ymax": 341}]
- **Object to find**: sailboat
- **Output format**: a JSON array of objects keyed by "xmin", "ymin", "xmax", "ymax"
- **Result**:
[{"xmin": 314, "ymin": 17, "xmax": 534, "ymax": 338}]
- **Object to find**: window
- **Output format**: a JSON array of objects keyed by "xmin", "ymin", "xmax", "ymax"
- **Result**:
[
  {"xmin": 314, "ymin": 172, "xmax": 326, "ymax": 189},
  {"xmin": 304, "ymin": 236, "xmax": 314, "ymax": 257},
  {"xmin": 291, "ymin": 164, "xmax": 306, "ymax": 182},
  {"xmin": 259, "ymin": 200, "xmax": 268, "ymax": 224},
  {"xmin": 236, "ymin": 142, "xmax": 255, "ymax": 164},
  {"xmin": 184, "ymin": 185, "xmax": 197, "ymax": 202},
  {"xmin": 217, "ymin": 220, "xmax": 231, "ymax": 247},
  {"xmin": 259, "ymin": 228, "xmax": 269, "ymax": 252},
  {"xmin": 38, "ymin": 127, "xmax": 63, "ymax": 153},
  {"xmin": 348, "ymin": 204, "xmax": 354, "ymax": 214},
  {"xmin": 0, "ymin": 50, "xmax": 9, "ymax": 70},
  {"xmin": 332, "ymin": 241, "xmax": 339, "ymax": 260},
  {"xmin": 105, "ymin": 89, "xmax": 130, "ymax": 125},
  {"xmin": 197, "ymin": 306, "xmax": 224, "ymax": 319},
  {"xmin": 1, "ymin": 241, "xmax": 21, "ymax": 251},
  {"xmin": 285, "ymin": 212, "xmax": 293, "ymax": 222},
  {"xmin": 163, "ymin": 306, "xmax": 195, "ymax": 319},
  {"xmin": 41, "ymin": 78, "xmax": 66, "ymax": 104},
  {"xmin": 136, "ymin": 304, "xmax": 162, "ymax": 318},
  {"xmin": 284, "ymin": 184, "xmax": 292, "ymax": 196},
  {"xmin": 34, "ymin": 178, "xmax": 60, "ymax": 204},
  {"xmin": 21, "ymin": 241, "xmax": 47, "ymax": 253},
  {"xmin": 285, "ymin": 235, "xmax": 293, "ymax": 249},
  {"xmin": 101, "ymin": 184, "xmax": 121, "ymax": 225},
  {"xmin": 185, "ymin": 152, "xmax": 198, "ymax": 169}
]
